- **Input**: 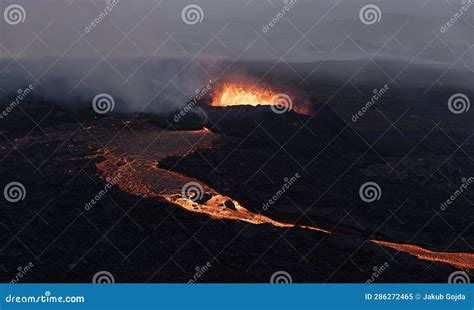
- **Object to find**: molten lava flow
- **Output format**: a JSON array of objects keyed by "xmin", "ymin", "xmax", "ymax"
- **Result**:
[
  {"xmin": 372, "ymin": 240, "xmax": 474, "ymax": 270},
  {"xmin": 94, "ymin": 128, "xmax": 474, "ymax": 271},
  {"xmin": 163, "ymin": 194, "xmax": 295, "ymax": 227},
  {"xmin": 95, "ymin": 129, "xmax": 301, "ymax": 229},
  {"xmin": 211, "ymin": 82, "xmax": 277, "ymax": 107}
]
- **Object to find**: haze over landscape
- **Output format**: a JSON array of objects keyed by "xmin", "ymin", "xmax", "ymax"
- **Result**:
[{"xmin": 0, "ymin": 0, "xmax": 473, "ymax": 114}]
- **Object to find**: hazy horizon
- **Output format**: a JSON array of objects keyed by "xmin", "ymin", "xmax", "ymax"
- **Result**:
[{"xmin": 0, "ymin": 0, "xmax": 473, "ymax": 113}]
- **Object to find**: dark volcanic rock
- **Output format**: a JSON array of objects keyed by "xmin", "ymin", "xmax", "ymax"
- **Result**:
[
  {"xmin": 202, "ymin": 105, "xmax": 305, "ymax": 137},
  {"xmin": 197, "ymin": 103, "xmax": 364, "ymax": 157},
  {"xmin": 224, "ymin": 200, "xmax": 237, "ymax": 211}
]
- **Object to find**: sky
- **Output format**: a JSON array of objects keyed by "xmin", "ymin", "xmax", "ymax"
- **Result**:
[
  {"xmin": 0, "ymin": 0, "xmax": 472, "ymax": 112},
  {"xmin": 1, "ymin": 0, "xmax": 472, "ymax": 62}
]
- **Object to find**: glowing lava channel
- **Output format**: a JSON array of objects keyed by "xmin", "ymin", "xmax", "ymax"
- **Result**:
[
  {"xmin": 94, "ymin": 129, "xmax": 473, "ymax": 271},
  {"xmin": 372, "ymin": 240, "xmax": 474, "ymax": 270}
]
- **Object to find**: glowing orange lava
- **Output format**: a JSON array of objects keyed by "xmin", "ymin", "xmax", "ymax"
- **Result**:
[
  {"xmin": 372, "ymin": 240, "xmax": 474, "ymax": 270},
  {"xmin": 211, "ymin": 83, "xmax": 278, "ymax": 107},
  {"xmin": 93, "ymin": 128, "xmax": 473, "ymax": 271},
  {"xmin": 94, "ymin": 130, "xmax": 300, "ymax": 228}
]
